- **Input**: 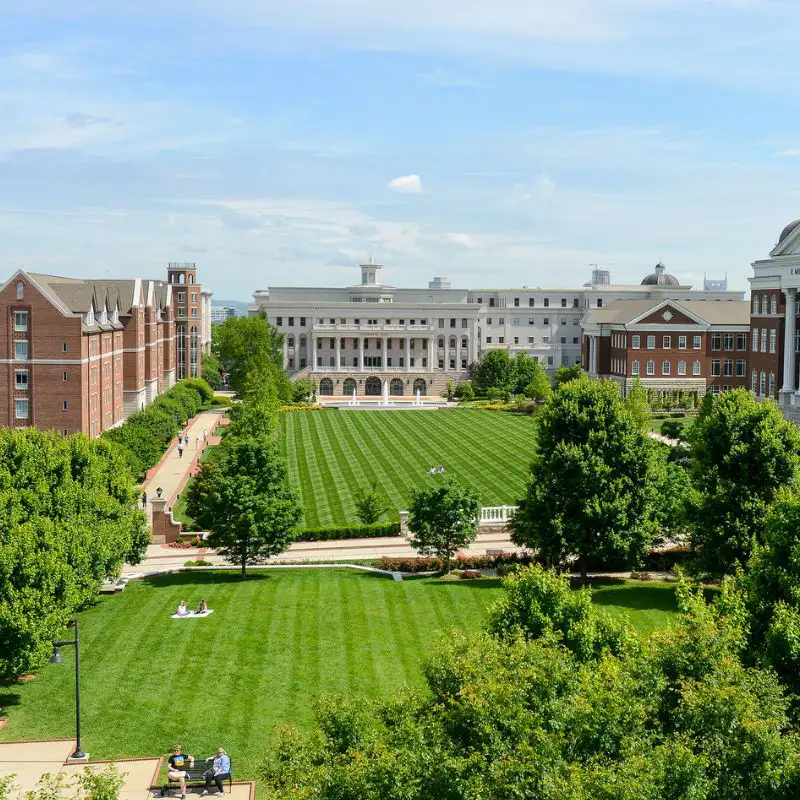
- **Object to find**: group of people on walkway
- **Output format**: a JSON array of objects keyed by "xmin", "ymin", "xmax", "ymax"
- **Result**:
[
  {"xmin": 177, "ymin": 428, "xmax": 208, "ymax": 458},
  {"xmin": 168, "ymin": 745, "xmax": 231, "ymax": 797}
]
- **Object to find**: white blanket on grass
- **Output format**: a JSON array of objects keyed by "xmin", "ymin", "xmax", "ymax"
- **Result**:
[{"xmin": 171, "ymin": 609, "xmax": 214, "ymax": 619}]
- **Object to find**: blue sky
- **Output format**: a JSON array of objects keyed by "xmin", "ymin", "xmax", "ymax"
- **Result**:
[{"xmin": 2, "ymin": 1, "xmax": 800, "ymax": 300}]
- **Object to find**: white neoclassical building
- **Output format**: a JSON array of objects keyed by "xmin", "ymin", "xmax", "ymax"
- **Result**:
[{"xmin": 250, "ymin": 260, "xmax": 742, "ymax": 397}]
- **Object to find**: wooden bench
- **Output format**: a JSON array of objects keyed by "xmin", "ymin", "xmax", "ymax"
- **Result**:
[
  {"xmin": 162, "ymin": 758, "xmax": 233, "ymax": 796},
  {"xmin": 486, "ymin": 549, "xmax": 505, "ymax": 557}
]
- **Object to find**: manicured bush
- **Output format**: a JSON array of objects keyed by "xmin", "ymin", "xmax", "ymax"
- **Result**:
[
  {"xmin": 297, "ymin": 522, "xmax": 401, "ymax": 541},
  {"xmin": 379, "ymin": 552, "xmax": 541, "ymax": 573}
]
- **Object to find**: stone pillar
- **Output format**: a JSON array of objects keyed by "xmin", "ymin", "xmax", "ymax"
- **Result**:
[
  {"xmin": 443, "ymin": 336, "xmax": 449, "ymax": 371},
  {"xmin": 782, "ymin": 289, "xmax": 796, "ymax": 397},
  {"xmin": 428, "ymin": 338, "xmax": 434, "ymax": 370},
  {"xmin": 405, "ymin": 337, "xmax": 411, "ymax": 371},
  {"xmin": 359, "ymin": 337, "xmax": 365, "ymax": 371},
  {"xmin": 283, "ymin": 336, "xmax": 289, "ymax": 370},
  {"xmin": 335, "ymin": 337, "xmax": 341, "ymax": 372},
  {"xmin": 590, "ymin": 336, "xmax": 597, "ymax": 375},
  {"xmin": 382, "ymin": 337, "xmax": 387, "ymax": 370}
]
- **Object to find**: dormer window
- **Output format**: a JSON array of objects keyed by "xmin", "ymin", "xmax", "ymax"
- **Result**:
[
  {"xmin": 16, "ymin": 281, "xmax": 24, "ymax": 300},
  {"xmin": 112, "ymin": 308, "xmax": 119, "ymax": 324},
  {"xmin": 84, "ymin": 309, "xmax": 93, "ymax": 326},
  {"xmin": 99, "ymin": 308, "xmax": 108, "ymax": 325}
]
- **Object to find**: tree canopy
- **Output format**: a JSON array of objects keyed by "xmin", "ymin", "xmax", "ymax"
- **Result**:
[
  {"xmin": 473, "ymin": 350, "xmax": 548, "ymax": 396},
  {"xmin": 689, "ymin": 389, "xmax": 800, "ymax": 575},
  {"xmin": 0, "ymin": 429, "xmax": 148, "ymax": 677},
  {"xmin": 511, "ymin": 378, "xmax": 662, "ymax": 577}
]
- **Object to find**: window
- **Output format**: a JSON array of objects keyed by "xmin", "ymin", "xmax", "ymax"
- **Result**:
[
  {"xmin": 678, "ymin": 360, "xmax": 686, "ymax": 375},
  {"xmin": 561, "ymin": 298, "xmax": 567, "ymax": 307},
  {"xmin": 752, "ymin": 296, "xmax": 759, "ymax": 315},
  {"xmin": 560, "ymin": 337, "xmax": 566, "ymax": 344},
  {"xmin": 528, "ymin": 337, "xmax": 535, "ymax": 344},
  {"xmin": 16, "ymin": 281, "xmax": 24, "ymax": 300},
  {"xmin": 724, "ymin": 333, "xmax": 734, "ymax": 350},
  {"xmin": 662, "ymin": 360, "xmax": 671, "ymax": 375},
  {"xmin": 489, "ymin": 298, "xmax": 495, "ymax": 307},
  {"xmin": 542, "ymin": 336, "xmax": 550, "ymax": 344},
  {"xmin": 543, "ymin": 298, "xmax": 549, "ymax": 307},
  {"xmin": 690, "ymin": 335, "xmax": 700, "ymax": 350},
  {"xmin": 514, "ymin": 297, "xmax": 519, "ymax": 307},
  {"xmin": 547, "ymin": 356, "xmax": 554, "ymax": 366},
  {"xmin": 287, "ymin": 335, "xmax": 295, "ymax": 348},
  {"xmin": 751, "ymin": 370, "xmax": 758, "ymax": 393},
  {"xmin": 711, "ymin": 333, "xmax": 721, "ymax": 350},
  {"xmin": 573, "ymin": 337, "xmax": 579, "ymax": 344},
  {"xmin": 678, "ymin": 335, "xmax": 686, "ymax": 350},
  {"xmin": 529, "ymin": 298, "xmax": 535, "ymax": 307},
  {"xmin": 646, "ymin": 360, "xmax": 655, "ymax": 375},
  {"xmin": 512, "ymin": 317, "xmax": 520, "ymax": 326},
  {"xmin": 300, "ymin": 317, "xmax": 306, "ymax": 326},
  {"xmin": 632, "ymin": 335, "xmax": 640, "ymax": 349},
  {"xmin": 632, "ymin": 360, "xmax": 640, "ymax": 376},
  {"xmin": 573, "ymin": 318, "xmax": 579, "ymax": 326},
  {"xmin": 761, "ymin": 328, "xmax": 768, "ymax": 353},
  {"xmin": 62, "ymin": 400, "xmax": 68, "ymax": 411},
  {"xmin": 462, "ymin": 318, "xmax": 468, "ymax": 328},
  {"xmin": 62, "ymin": 342, "xmax": 68, "ymax": 352},
  {"xmin": 63, "ymin": 371, "xmax": 68, "ymax": 381},
  {"xmin": 15, "ymin": 398, "xmax": 28, "ymax": 419},
  {"xmin": 647, "ymin": 335, "xmax": 655, "ymax": 349},
  {"xmin": 711, "ymin": 360, "xmax": 721, "ymax": 376},
  {"xmin": 276, "ymin": 317, "xmax": 282, "ymax": 326},
  {"xmin": 752, "ymin": 328, "xmax": 758, "ymax": 352},
  {"xmin": 736, "ymin": 359, "xmax": 746, "ymax": 377},
  {"xmin": 14, "ymin": 370, "xmax": 28, "ymax": 389},
  {"xmin": 760, "ymin": 371, "xmax": 766, "ymax": 396},
  {"xmin": 543, "ymin": 318, "xmax": 549, "ymax": 325},
  {"xmin": 693, "ymin": 360, "xmax": 701, "ymax": 376},
  {"xmin": 14, "ymin": 341, "xmax": 28, "ymax": 360},
  {"xmin": 770, "ymin": 329, "xmax": 777, "ymax": 353},
  {"xmin": 499, "ymin": 336, "xmax": 505, "ymax": 343},
  {"xmin": 769, "ymin": 373, "xmax": 776, "ymax": 396},
  {"xmin": 499, "ymin": 317, "xmax": 505, "ymax": 325},
  {"xmin": 487, "ymin": 318, "xmax": 492, "ymax": 325},
  {"xmin": 723, "ymin": 360, "xmax": 733, "ymax": 377},
  {"xmin": 438, "ymin": 318, "xmax": 445, "ymax": 328},
  {"xmin": 597, "ymin": 298, "xmax": 603, "ymax": 308},
  {"xmin": 486, "ymin": 337, "xmax": 492, "ymax": 344},
  {"xmin": 736, "ymin": 333, "xmax": 747, "ymax": 351},
  {"xmin": 771, "ymin": 296, "xmax": 777, "ymax": 315},
  {"xmin": 514, "ymin": 336, "xmax": 519, "ymax": 344},
  {"xmin": 14, "ymin": 311, "xmax": 28, "ymax": 332},
  {"xmin": 573, "ymin": 298, "xmax": 579, "ymax": 307},
  {"xmin": 663, "ymin": 335, "xmax": 671, "ymax": 349},
  {"xmin": 761, "ymin": 295, "xmax": 767, "ymax": 315}
]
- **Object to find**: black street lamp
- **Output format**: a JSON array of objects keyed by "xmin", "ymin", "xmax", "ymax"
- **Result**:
[{"xmin": 50, "ymin": 618, "xmax": 85, "ymax": 760}]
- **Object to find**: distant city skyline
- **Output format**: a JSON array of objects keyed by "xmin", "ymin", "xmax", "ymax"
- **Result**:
[{"xmin": 2, "ymin": 1, "xmax": 800, "ymax": 300}]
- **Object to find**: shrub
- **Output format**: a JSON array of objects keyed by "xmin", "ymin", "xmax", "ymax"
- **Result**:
[
  {"xmin": 462, "ymin": 569, "xmax": 482, "ymax": 579},
  {"xmin": 78, "ymin": 764, "xmax": 126, "ymax": 800},
  {"xmin": 454, "ymin": 381, "xmax": 474, "ymax": 400},
  {"xmin": 379, "ymin": 552, "xmax": 541, "ymax": 573},
  {"xmin": 297, "ymin": 522, "xmax": 400, "ymax": 541},
  {"xmin": 660, "ymin": 419, "xmax": 683, "ymax": 439},
  {"xmin": 184, "ymin": 559, "xmax": 213, "ymax": 567}
]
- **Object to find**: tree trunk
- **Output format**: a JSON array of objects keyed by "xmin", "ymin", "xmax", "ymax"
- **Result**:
[
  {"xmin": 580, "ymin": 553, "xmax": 588, "ymax": 581},
  {"xmin": 241, "ymin": 554, "xmax": 247, "ymax": 579}
]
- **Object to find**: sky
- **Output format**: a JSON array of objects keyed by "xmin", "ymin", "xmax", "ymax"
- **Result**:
[{"xmin": 2, "ymin": 1, "xmax": 800, "ymax": 301}]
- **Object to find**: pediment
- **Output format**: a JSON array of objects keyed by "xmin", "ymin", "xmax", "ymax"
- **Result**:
[{"xmin": 629, "ymin": 300, "xmax": 705, "ymax": 326}]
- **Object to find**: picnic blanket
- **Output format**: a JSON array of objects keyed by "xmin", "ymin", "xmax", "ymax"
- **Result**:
[{"xmin": 171, "ymin": 609, "xmax": 215, "ymax": 619}]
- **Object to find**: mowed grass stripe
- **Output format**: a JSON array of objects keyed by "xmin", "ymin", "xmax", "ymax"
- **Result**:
[{"xmin": 280, "ymin": 409, "xmax": 538, "ymax": 526}]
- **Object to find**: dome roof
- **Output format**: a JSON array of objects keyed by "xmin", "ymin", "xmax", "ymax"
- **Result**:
[
  {"xmin": 778, "ymin": 219, "xmax": 800, "ymax": 245},
  {"xmin": 641, "ymin": 262, "xmax": 680, "ymax": 287}
]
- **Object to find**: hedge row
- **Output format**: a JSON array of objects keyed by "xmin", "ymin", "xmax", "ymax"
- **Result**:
[
  {"xmin": 297, "ymin": 521, "xmax": 401, "ymax": 542},
  {"xmin": 379, "ymin": 552, "xmax": 541, "ymax": 573},
  {"xmin": 102, "ymin": 378, "xmax": 214, "ymax": 478}
]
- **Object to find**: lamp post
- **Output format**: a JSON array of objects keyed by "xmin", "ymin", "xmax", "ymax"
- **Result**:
[{"xmin": 50, "ymin": 619, "xmax": 85, "ymax": 759}]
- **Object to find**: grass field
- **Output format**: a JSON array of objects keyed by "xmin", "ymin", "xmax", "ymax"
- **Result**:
[
  {"xmin": 0, "ymin": 572, "xmax": 679, "ymax": 777},
  {"xmin": 279, "ymin": 409, "xmax": 538, "ymax": 527}
]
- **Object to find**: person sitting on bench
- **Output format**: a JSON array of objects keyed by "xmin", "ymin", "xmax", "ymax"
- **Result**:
[
  {"xmin": 201, "ymin": 748, "xmax": 231, "ymax": 796},
  {"xmin": 168, "ymin": 745, "xmax": 194, "ymax": 798}
]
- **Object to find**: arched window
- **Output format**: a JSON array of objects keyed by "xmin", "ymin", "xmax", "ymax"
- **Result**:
[
  {"xmin": 16, "ymin": 281, "xmax": 24, "ymax": 300},
  {"xmin": 178, "ymin": 273, "xmax": 185, "ymax": 284},
  {"xmin": 299, "ymin": 335, "xmax": 306, "ymax": 348},
  {"xmin": 413, "ymin": 378, "xmax": 427, "ymax": 396},
  {"xmin": 319, "ymin": 378, "xmax": 334, "ymax": 395},
  {"xmin": 752, "ymin": 295, "xmax": 758, "ymax": 315},
  {"xmin": 287, "ymin": 336, "xmax": 295, "ymax": 348},
  {"xmin": 365, "ymin": 376, "xmax": 381, "ymax": 396},
  {"xmin": 343, "ymin": 378, "xmax": 356, "ymax": 396},
  {"xmin": 437, "ymin": 336, "xmax": 444, "ymax": 348},
  {"xmin": 771, "ymin": 295, "xmax": 777, "ymax": 315},
  {"xmin": 761, "ymin": 294, "xmax": 767, "ymax": 314},
  {"xmin": 390, "ymin": 378, "xmax": 404, "ymax": 395},
  {"xmin": 189, "ymin": 274, "xmax": 194, "ymax": 283}
]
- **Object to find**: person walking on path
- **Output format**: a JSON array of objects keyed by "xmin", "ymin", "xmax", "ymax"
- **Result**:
[
  {"xmin": 141, "ymin": 491, "xmax": 147, "ymax": 509},
  {"xmin": 203, "ymin": 429, "xmax": 208, "ymax": 441},
  {"xmin": 178, "ymin": 441, "xmax": 185, "ymax": 458},
  {"xmin": 196, "ymin": 436, "xmax": 201, "ymax": 450},
  {"xmin": 177, "ymin": 431, "xmax": 183, "ymax": 445}
]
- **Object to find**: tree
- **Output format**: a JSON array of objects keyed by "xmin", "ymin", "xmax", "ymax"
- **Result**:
[
  {"xmin": 553, "ymin": 363, "xmax": 584, "ymax": 387},
  {"xmin": 689, "ymin": 389, "xmax": 800, "ymax": 575},
  {"xmin": 473, "ymin": 349, "xmax": 511, "ymax": 393},
  {"xmin": 454, "ymin": 380, "xmax": 474, "ymax": 401},
  {"xmin": 201, "ymin": 350, "xmax": 223, "ymax": 389},
  {"xmin": 523, "ymin": 361, "xmax": 552, "ymax": 403},
  {"xmin": 407, "ymin": 479, "xmax": 480, "ymax": 572},
  {"xmin": 353, "ymin": 481, "xmax": 388, "ymax": 525},
  {"xmin": 660, "ymin": 419, "xmax": 683, "ymax": 439},
  {"xmin": 213, "ymin": 314, "xmax": 290, "ymax": 400},
  {"xmin": 624, "ymin": 378, "xmax": 650, "ymax": 433},
  {"xmin": 0, "ymin": 430, "xmax": 148, "ymax": 677},
  {"xmin": 511, "ymin": 378, "xmax": 662, "ymax": 578},
  {"xmin": 509, "ymin": 352, "xmax": 540, "ymax": 394},
  {"xmin": 291, "ymin": 379, "xmax": 317, "ymax": 404},
  {"xmin": 205, "ymin": 436, "xmax": 302, "ymax": 577}
]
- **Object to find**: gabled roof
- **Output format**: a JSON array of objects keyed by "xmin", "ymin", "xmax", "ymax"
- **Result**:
[{"xmin": 586, "ymin": 298, "xmax": 750, "ymax": 327}]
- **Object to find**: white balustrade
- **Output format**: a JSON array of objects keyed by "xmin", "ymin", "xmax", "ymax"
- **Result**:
[{"xmin": 399, "ymin": 505, "xmax": 518, "ymax": 525}]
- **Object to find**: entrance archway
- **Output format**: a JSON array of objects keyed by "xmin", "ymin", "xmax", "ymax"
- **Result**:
[
  {"xmin": 365, "ymin": 376, "xmax": 381, "ymax": 396},
  {"xmin": 390, "ymin": 378, "xmax": 404, "ymax": 396},
  {"xmin": 319, "ymin": 378, "xmax": 333, "ymax": 396},
  {"xmin": 413, "ymin": 378, "xmax": 427, "ymax": 396},
  {"xmin": 343, "ymin": 378, "xmax": 356, "ymax": 396}
]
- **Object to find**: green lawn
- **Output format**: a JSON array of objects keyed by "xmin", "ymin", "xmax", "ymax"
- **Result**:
[
  {"xmin": 279, "ymin": 409, "xmax": 537, "ymax": 527},
  {"xmin": 648, "ymin": 415, "xmax": 695, "ymax": 435},
  {"xmin": 591, "ymin": 581, "xmax": 679, "ymax": 635},
  {"xmin": 0, "ymin": 571, "xmax": 679, "ymax": 778}
]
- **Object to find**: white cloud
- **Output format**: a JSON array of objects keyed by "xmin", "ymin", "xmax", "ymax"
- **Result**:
[{"xmin": 388, "ymin": 174, "xmax": 423, "ymax": 194}]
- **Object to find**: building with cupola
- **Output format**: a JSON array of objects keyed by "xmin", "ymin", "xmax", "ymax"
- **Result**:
[{"xmin": 250, "ymin": 260, "xmax": 742, "ymax": 397}]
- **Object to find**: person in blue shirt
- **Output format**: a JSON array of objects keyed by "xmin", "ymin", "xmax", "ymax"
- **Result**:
[{"xmin": 201, "ymin": 748, "xmax": 231, "ymax": 796}]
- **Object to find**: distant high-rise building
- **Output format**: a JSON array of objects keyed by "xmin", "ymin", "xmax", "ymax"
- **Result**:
[
  {"xmin": 428, "ymin": 277, "xmax": 452, "ymax": 289},
  {"xmin": 590, "ymin": 268, "xmax": 611, "ymax": 286},
  {"xmin": 704, "ymin": 275, "xmax": 728, "ymax": 291},
  {"xmin": 211, "ymin": 306, "xmax": 238, "ymax": 323}
]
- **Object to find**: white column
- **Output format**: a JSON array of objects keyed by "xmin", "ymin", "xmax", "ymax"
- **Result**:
[
  {"xmin": 405, "ymin": 337, "xmax": 411, "ymax": 371},
  {"xmin": 382, "ymin": 338, "xmax": 388, "ymax": 371},
  {"xmin": 428, "ymin": 337, "xmax": 434, "ymax": 371},
  {"xmin": 359, "ymin": 337, "xmax": 365, "ymax": 371},
  {"xmin": 782, "ymin": 289, "xmax": 796, "ymax": 395},
  {"xmin": 284, "ymin": 336, "xmax": 289, "ymax": 370},
  {"xmin": 444, "ymin": 336, "xmax": 449, "ymax": 371},
  {"xmin": 335, "ymin": 336, "xmax": 341, "ymax": 372},
  {"xmin": 590, "ymin": 336, "xmax": 598, "ymax": 375}
]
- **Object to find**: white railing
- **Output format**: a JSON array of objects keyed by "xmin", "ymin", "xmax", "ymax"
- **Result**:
[
  {"xmin": 399, "ymin": 505, "xmax": 518, "ymax": 527},
  {"xmin": 313, "ymin": 323, "xmax": 434, "ymax": 333}
]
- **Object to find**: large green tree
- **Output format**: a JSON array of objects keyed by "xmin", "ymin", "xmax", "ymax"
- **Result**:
[
  {"xmin": 0, "ymin": 430, "xmax": 148, "ymax": 677},
  {"xmin": 205, "ymin": 436, "xmax": 302, "ymax": 577},
  {"xmin": 689, "ymin": 389, "xmax": 800, "ymax": 575},
  {"xmin": 201, "ymin": 350, "xmax": 223, "ymax": 389},
  {"xmin": 407, "ymin": 479, "xmax": 480, "ymax": 572},
  {"xmin": 553, "ymin": 363, "xmax": 584, "ymax": 387},
  {"xmin": 472, "ymin": 349, "xmax": 512, "ymax": 393},
  {"xmin": 213, "ymin": 313, "xmax": 290, "ymax": 400},
  {"xmin": 511, "ymin": 378, "xmax": 662, "ymax": 578}
]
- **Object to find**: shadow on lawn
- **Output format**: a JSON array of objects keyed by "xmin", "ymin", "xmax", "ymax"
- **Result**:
[
  {"xmin": 591, "ymin": 585, "xmax": 679, "ymax": 614},
  {"xmin": 143, "ymin": 571, "xmax": 272, "ymax": 588},
  {"xmin": 411, "ymin": 577, "xmax": 503, "ymax": 590},
  {"xmin": 0, "ymin": 691, "xmax": 21, "ymax": 710}
]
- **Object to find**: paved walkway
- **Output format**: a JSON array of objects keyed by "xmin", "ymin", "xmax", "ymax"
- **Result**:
[{"xmin": 141, "ymin": 409, "xmax": 228, "ymax": 513}]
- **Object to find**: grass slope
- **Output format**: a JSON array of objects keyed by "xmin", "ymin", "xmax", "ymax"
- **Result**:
[
  {"xmin": 0, "ymin": 572, "xmax": 680, "ymax": 779},
  {"xmin": 279, "ymin": 409, "xmax": 537, "ymax": 527}
]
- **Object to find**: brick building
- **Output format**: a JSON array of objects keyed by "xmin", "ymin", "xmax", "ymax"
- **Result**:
[
  {"xmin": 1, "ymin": 264, "xmax": 209, "ymax": 437},
  {"xmin": 581, "ymin": 296, "xmax": 751, "ymax": 399}
]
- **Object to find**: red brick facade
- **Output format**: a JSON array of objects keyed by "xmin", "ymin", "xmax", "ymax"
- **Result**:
[{"xmin": 1, "ymin": 266, "xmax": 202, "ymax": 437}]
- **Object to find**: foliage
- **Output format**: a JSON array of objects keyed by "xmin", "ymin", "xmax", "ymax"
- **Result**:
[
  {"xmin": 102, "ymin": 379, "xmax": 212, "ymax": 476},
  {"xmin": 472, "ymin": 348, "xmax": 512, "ymax": 393},
  {"xmin": 379, "ymin": 552, "xmax": 541, "ymax": 573},
  {"xmin": 297, "ymin": 522, "xmax": 401, "ymax": 541},
  {"xmin": 213, "ymin": 313, "xmax": 290, "ymax": 400},
  {"xmin": 407, "ymin": 478, "xmax": 480, "ymax": 572},
  {"xmin": 0, "ymin": 429, "xmax": 148, "ymax": 677},
  {"xmin": 624, "ymin": 378, "xmax": 650, "ymax": 433},
  {"xmin": 511, "ymin": 378, "xmax": 663, "ymax": 577},
  {"xmin": 0, "ymin": 776, "xmax": 17, "ymax": 800},
  {"xmin": 225, "ymin": 362, "xmax": 283, "ymax": 439},
  {"xmin": 291, "ymin": 379, "xmax": 317, "ymax": 404},
  {"xmin": 689, "ymin": 389, "xmax": 800, "ymax": 575},
  {"xmin": 523, "ymin": 361, "xmax": 552, "ymax": 402},
  {"xmin": 509, "ymin": 352, "xmax": 542, "ymax": 394},
  {"xmin": 651, "ymin": 444, "xmax": 696, "ymax": 542},
  {"xmin": 487, "ymin": 564, "xmax": 637, "ymax": 661},
  {"xmin": 205, "ymin": 436, "xmax": 302, "ymax": 577},
  {"xmin": 261, "ymin": 582, "xmax": 800, "ymax": 800},
  {"xmin": 78, "ymin": 765, "xmax": 126, "ymax": 800},
  {"xmin": 553, "ymin": 363, "xmax": 584, "ymax": 387},
  {"xmin": 353, "ymin": 481, "xmax": 389, "ymax": 525},
  {"xmin": 660, "ymin": 419, "xmax": 683, "ymax": 439},
  {"xmin": 22, "ymin": 772, "xmax": 71, "ymax": 800},
  {"xmin": 454, "ymin": 380, "xmax": 474, "ymax": 400},
  {"xmin": 201, "ymin": 351, "xmax": 223, "ymax": 389}
]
